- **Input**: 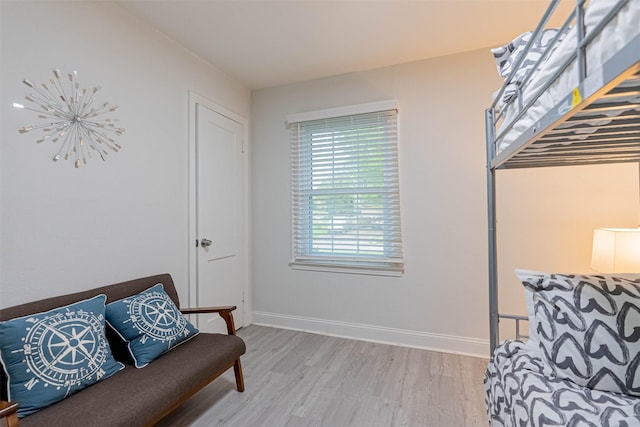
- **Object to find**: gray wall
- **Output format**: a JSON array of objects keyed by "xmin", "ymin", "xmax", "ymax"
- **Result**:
[
  {"xmin": 2, "ymin": 1, "xmax": 637, "ymax": 356},
  {"xmin": 250, "ymin": 49, "xmax": 638, "ymax": 356},
  {"xmin": 0, "ymin": 1, "xmax": 250, "ymax": 307}
]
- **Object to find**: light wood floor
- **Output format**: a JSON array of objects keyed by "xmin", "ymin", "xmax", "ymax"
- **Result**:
[{"xmin": 155, "ymin": 325, "xmax": 489, "ymax": 427}]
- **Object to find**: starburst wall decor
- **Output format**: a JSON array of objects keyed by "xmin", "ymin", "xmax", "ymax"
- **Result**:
[{"xmin": 13, "ymin": 69, "xmax": 125, "ymax": 168}]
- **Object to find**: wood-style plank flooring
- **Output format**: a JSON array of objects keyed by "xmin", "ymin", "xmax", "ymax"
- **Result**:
[{"xmin": 155, "ymin": 325, "xmax": 489, "ymax": 427}]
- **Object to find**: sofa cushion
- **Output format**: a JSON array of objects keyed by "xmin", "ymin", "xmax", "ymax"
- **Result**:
[
  {"xmin": 0, "ymin": 273, "xmax": 180, "ymax": 396},
  {"xmin": 516, "ymin": 270, "xmax": 640, "ymax": 397},
  {"xmin": 17, "ymin": 333, "xmax": 246, "ymax": 427},
  {"xmin": 105, "ymin": 284, "xmax": 199, "ymax": 368},
  {"xmin": 0, "ymin": 295, "xmax": 124, "ymax": 418}
]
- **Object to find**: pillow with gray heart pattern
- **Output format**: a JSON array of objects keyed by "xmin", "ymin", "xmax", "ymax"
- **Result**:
[{"xmin": 516, "ymin": 270, "xmax": 640, "ymax": 396}]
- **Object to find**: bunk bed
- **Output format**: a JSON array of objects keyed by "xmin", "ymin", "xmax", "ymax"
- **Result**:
[{"xmin": 484, "ymin": 0, "xmax": 640, "ymax": 425}]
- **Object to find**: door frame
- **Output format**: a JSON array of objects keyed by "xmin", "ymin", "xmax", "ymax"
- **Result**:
[{"xmin": 188, "ymin": 91, "xmax": 251, "ymax": 327}]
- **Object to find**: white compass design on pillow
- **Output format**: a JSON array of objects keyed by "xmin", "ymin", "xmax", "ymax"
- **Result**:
[
  {"xmin": 22, "ymin": 310, "xmax": 110, "ymax": 390},
  {"xmin": 128, "ymin": 291, "xmax": 187, "ymax": 342}
]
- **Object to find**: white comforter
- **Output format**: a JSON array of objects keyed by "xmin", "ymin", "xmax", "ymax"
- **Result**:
[{"xmin": 485, "ymin": 340, "xmax": 640, "ymax": 426}]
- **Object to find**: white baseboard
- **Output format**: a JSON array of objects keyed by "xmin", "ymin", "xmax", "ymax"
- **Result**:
[{"xmin": 251, "ymin": 311, "xmax": 489, "ymax": 359}]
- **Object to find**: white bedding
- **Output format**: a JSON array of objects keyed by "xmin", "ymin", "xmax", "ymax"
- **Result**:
[
  {"xmin": 496, "ymin": 0, "xmax": 640, "ymax": 153},
  {"xmin": 485, "ymin": 340, "xmax": 640, "ymax": 427}
]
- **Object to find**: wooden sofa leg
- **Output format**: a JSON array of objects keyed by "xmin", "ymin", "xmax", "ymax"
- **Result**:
[
  {"xmin": 0, "ymin": 401, "xmax": 19, "ymax": 427},
  {"xmin": 208, "ymin": 309, "xmax": 244, "ymax": 392},
  {"xmin": 234, "ymin": 358, "xmax": 245, "ymax": 392},
  {"xmin": 7, "ymin": 414, "xmax": 19, "ymax": 427}
]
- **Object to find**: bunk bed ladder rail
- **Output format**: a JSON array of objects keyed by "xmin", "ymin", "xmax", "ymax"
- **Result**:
[
  {"xmin": 486, "ymin": 107, "xmax": 499, "ymax": 354},
  {"xmin": 486, "ymin": 109, "xmax": 531, "ymax": 349}
]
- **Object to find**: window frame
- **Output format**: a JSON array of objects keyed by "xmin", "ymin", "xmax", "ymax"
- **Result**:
[{"xmin": 287, "ymin": 100, "xmax": 404, "ymax": 276}]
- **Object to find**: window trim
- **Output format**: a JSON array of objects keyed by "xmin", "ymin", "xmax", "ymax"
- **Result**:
[
  {"xmin": 288, "ymin": 100, "xmax": 404, "ymax": 277},
  {"xmin": 287, "ymin": 100, "xmax": 398, "ymax": 126},
  {"xmin": 289, "ymin": 259, "xmax": 404, "ymax": 277}
]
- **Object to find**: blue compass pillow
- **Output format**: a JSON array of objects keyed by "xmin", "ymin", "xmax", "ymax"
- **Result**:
[
  {"xmin": 105, "ymin": 283, "xmax": 199, "ymax": 368},
  {"xmin": 0, "ymin": 295, "xmax": 124, "ymax": 418}
]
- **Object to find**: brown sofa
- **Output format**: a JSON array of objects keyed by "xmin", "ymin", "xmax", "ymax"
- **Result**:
[{"xmin": 0, "ymin": 274, "xmax": 246, "ymax": 427}]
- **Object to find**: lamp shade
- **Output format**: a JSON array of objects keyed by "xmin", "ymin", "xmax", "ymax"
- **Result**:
[{"xmin": 591, "ymin": 228, "xmax": 640, "ymax": 273}]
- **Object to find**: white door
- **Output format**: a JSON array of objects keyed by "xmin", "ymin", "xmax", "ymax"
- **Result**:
[{"xmin": 195, "ymin": 103, "xmax": 245, "ymax": 333}]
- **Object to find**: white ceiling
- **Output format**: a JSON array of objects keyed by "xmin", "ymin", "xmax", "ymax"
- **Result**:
[{"xmin": 115, "ymin": 0, "xmax": 574, "ymax": 90}]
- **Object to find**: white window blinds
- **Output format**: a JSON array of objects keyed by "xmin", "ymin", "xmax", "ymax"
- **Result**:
[{"xmin": 289, "ymin": 103, "xmax": 403, "ymax": 275}]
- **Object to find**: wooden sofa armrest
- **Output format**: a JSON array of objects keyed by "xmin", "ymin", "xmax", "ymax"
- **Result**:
[
  {"xmin": 0, "ymin": 400, "xmax": 19, "ymax": 427},
  {"xmin": 181, "ymin": 305, "xmax": 237, "ymax": 315},
  {"xmin": 180, "ymin": 305, "xmax": 245, "ymax": 392},
  {"xmin": 180, "ymin": 306, "xmax": 238, "ymax": 336}
]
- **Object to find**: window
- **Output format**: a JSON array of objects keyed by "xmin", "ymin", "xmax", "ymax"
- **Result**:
[{"xmin": 288, "ymin": 101, "xmax": 403, "ymax": 275}]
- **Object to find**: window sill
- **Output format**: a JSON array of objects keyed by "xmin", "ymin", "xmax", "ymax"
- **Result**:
[{"xmin": 289, "ymin": 260, "xmax": 404, "ymax": 277}]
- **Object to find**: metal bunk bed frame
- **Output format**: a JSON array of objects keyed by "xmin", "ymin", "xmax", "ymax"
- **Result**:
[{"xmin": 486, "ymin": 0, "xmax": 640, "ymax": 353}]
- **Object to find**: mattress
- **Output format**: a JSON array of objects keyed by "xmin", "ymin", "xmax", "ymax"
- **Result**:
[
  {"xmin": 495, "ymin": 0, "xmax": 640, "ymax": 154},
  {"xmin": 484, "ymin": 340, "xmax": 640, "ymax": 426}
]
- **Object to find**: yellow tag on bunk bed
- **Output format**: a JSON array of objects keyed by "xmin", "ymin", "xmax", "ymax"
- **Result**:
[{"xmin": 571, "ymin": 87, "xmax": 582, "ymax": 108}]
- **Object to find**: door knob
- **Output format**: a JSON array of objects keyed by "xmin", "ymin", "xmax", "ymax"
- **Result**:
[{"xmin": 200, "ymin": 238, "xmax": 212, "ymax": 248}]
